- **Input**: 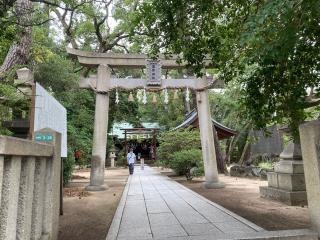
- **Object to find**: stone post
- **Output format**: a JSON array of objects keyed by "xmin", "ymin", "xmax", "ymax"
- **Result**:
[
  {"xmin": 0, "ymin": 156, "xmax": 3, "ymax": 206},
  {"xmin": 34, "ymin": 128, "xmax": 61, "ymax": 240},
  {"xmin": 0, "ymin": 156, "xmax": 22, "ymax": 240},
  {"xmin": 299, "ymin": 120, "xmax": 320, "ymax": 234},
  {"xmin": 141, "ymin": 158, "xmax": 144, "ymax": 170},
  {"xmin": 30, "ymin": 158, "xmax": 46, "ymax": 240},
  {"xmin": 109, "ymin": 151, "xmax": 116, "ymax": 168},
  {"xmin": 16, "ymin": 156, "xmax": 35, "ymax": 240},
  {"xmin": 196, "ymin": 89, "xmax": 224, "ymax": 188},
  {"xmin": 87, "ymin": 64, "xmax": 110, "ymax": 191}
]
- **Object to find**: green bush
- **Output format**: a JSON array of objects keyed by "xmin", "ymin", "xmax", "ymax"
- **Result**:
[
  {"xmin": 258, "ymin": 161, "xmax": 274, "ymax": 170},
  {"xmin": 251, "ymin": 154, "xmax": 278, "ymax": 170},
  {"xmin": 63, "ymin": 150, "xmax": 75, "ymax": 185},
  {"xmin": 116, "ymin": 149, "xmax": 127, "ymax": 166},
  {"xmin": 158, "ymin": 128, "xmax": 201, "ymax": 167},
  {"xmin": 155, "ymin": 160, "xmax": 165, "ymax": 168},
  {"xmin": 169, "ymin": 149, "xmax": 203, "ymax": 180}
]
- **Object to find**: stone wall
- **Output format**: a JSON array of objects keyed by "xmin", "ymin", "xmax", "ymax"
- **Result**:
[
  {"xmin": 0, "ymin": 129, "xmax": 61, "ymax": 240},
  {"xmin": 250, "ymin": 125, "xmax": 283, "ymax": 157}
]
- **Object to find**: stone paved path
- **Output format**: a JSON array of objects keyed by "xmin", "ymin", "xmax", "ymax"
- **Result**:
[{"xmin": 106, "ymin": 166, "xmax": 318, "ymax": 240}]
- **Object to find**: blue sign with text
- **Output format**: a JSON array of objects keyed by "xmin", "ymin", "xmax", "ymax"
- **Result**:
[{"xmin": 35, "ymin": 134, "xmax": 53, "ymax": 142}]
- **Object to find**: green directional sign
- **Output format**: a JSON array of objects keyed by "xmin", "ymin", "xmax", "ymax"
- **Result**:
[{"xmin": 35, "ymin": 134, "xmax": 54, "ymax": 142}]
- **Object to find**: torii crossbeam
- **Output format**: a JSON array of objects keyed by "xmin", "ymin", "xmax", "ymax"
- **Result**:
[{"xmin": 67, "ymin": 48, "xmax": 224, "ymax": 191}]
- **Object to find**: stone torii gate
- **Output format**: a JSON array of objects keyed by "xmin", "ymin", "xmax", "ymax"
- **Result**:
[{"xmin": 67, "ymin": 48, "xmax": 225, "ymax": 191}]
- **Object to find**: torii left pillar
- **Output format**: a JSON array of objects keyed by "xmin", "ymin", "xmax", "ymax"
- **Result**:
[{"xmin": 86, "ymin": 64, "xmax": 110, "ymax": 191}]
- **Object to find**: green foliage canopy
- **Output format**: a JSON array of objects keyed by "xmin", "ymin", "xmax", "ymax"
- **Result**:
[{"xmin": 137, "ymin": 0, "xmax": 320, "ymax": 139}]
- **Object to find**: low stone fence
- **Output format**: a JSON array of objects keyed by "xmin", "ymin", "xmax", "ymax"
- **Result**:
[{"xmin": 0, "ymin": 129, "xmax": 61, "ymax": 240}]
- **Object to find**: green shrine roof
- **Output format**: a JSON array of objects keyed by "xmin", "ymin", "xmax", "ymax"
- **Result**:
[{"xmin": 110, "ymin": 122, "xmax": 161, "ymax": 139}]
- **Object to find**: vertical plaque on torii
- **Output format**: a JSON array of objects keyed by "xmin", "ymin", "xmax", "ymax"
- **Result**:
[{"xmin": 146, "ymin": 59, "xmax": 162, "ymax": 87}]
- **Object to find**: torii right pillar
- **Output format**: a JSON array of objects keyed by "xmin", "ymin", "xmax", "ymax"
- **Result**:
[{"xmin": 196, "ymin": 89, "xmax": 225, "ymax": 189}]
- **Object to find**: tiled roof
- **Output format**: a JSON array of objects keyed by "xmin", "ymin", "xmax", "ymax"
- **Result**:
[{"xmin": 173, "ymin": 109, "xmax": 238, "ymax": 139}]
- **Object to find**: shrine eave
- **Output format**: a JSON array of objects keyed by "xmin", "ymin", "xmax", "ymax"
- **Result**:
[
  {"xmin": 121, "ymin": 128, "xmax": 159, "ymax": 134},
  {"xmin": 66, "ymin": 48, "xmax": 213, "ymax": 69},
  {"xmin": 174, "ymin": 109, "xmax": 238, "ymax": 140}
]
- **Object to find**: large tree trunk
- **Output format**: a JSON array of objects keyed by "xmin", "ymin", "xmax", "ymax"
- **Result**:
[
  {"xmin": 0, "ymin": 0, "xmax": 32, "ymax": 77},
  {"xmin": 238, "ymin": 140, "xmax": 251, "ymax": 166},
  {"xmin": 224, "ymin": 135, "xmax": 239, "ymax": 165},
  {"xmin": 213, "ymin": 127, "xmax": 226, "ymax": 174},
  {"xmin": 224, "ymin": 138, "xmax": 232, "ymax": 165}
]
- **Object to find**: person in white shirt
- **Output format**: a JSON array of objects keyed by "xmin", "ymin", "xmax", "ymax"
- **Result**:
[{"xmin": 127, "ymin": 148, "xmax": 136, "ymax": 175}]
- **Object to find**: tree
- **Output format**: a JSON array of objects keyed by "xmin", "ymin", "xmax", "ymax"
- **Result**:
[
  {"xmin": 0, "ymin": 0, "xmax": 32, "ymax": 77},
  {"xmin": 31, "ymin": 43, "xmax": 143, "ymax": 166},
  {"xmin": 137, "ymin": 0, "xmax": 320, "ymax": 140},
  {"xmin": 0, "ymin": 0, "xmax": 150, "ymax": 184},
  {"xmin": 49, "ymin": 0, "xmax": 142, "ymax": 53},
  {"xmin": 209, "ymin": 85, "xmax": 251, "ymax": 165},
  {"xmin": 231, "ymin": 0, "xmax": 320, "ymax": 140}
]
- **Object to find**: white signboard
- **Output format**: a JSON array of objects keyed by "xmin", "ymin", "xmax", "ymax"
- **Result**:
[{"xmin": 34, "ymin": 83, "xmax": 67, "ymax": 157}]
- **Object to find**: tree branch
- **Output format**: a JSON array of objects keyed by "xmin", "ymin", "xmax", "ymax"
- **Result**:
[
  {"xmin": 115, "ymin": 43, "xmax": 129, "ymax": 53},
  {"xmin": 103, "ymin": 33, "xmax": 130, "ymax": 52},
  {"xmin": 31, "ymin": 0, "xmax": 74, "ymax": 10},
  {"xmin": 93, "ymin": 16, "xmax": 105, "ymax": 50},
  {"xmin": 304, "ymin": 98, "xmax": 320, "ymax": 108},
  {"xmin": 53, "ymin": 8, "xmax": 78, "ymax": 49}
]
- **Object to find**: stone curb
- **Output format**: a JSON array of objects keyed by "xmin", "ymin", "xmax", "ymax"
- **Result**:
[
  {"xmin": 106, "ymin": 174, "xmax": 131, "ymax": 240},
  {"xmin": 219, "ymin": 229, "xmax": 318, "ymax": 240}
]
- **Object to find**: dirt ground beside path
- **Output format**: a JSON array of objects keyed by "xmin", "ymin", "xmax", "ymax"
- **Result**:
[
  {"xmin": 162, "ymin": 170, "xmax": 311, "ymax": 231},
  {"xmin": 58, "ymin": 168, "xmax": 128, "ymax": 240}
]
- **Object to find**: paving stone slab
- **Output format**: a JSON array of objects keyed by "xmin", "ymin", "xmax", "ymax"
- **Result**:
[
  {"xmin": 144, "ymin": 195, "xmax": 162, "ymax": 200},
  {"xmin": 126, "ymin": 194, "xmax": 144, "ymax": 201},
  {"xmin": 146, "ymin": 206, "xmax": 171, "ymax": 213},
  {"xmin": 125, "ymin": 199, "xmax": 145, "ymax": 206},
  {"xmin": 149, "ymin": 212, "xmax": 180, "ymax": 226},
  {"xmin": 188, "ymin": 233, "xmax": 227, "ymax": 240},
  {"xmin": 146, "ymin": 200, "xmax": 171, "ymax": 213},
  {"xmin": 118, "ymin": 226, "xmax": 152, "ymax": 239},
  {"xmin": 151, "ymin": 224, "xmax": 188, "ymax": 239},
  {"xmin": 182, "ymin": 223, "xmax": 222, "ymax": 236},
  {"xmin": 117, "ymin": 235, "xmax": 152, "ymax": 240},
  {"xmin": 156, "ymin": 237, "xmax": 188, "ymax": 240},
  {"xmin": 173, "ymin": 213, "xmax": 209, "ymax": 225},
  {"xmin": 214, "ymin": 221, "xmax": 256, "ymax": 233},
  {"xmin": 120, "ymin": 216, "xmax": 149, "ymax": 227}
]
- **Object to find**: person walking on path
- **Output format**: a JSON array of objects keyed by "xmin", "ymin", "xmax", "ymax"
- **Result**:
[{"xmin": 127, "ymin": 148, "xmax": 136, "ymax": 175}]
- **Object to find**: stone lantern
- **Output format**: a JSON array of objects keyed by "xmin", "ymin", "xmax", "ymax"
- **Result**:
[
  {"xmin": 109, "ymin": 146, "xmax": 117, "ymax": 168},
  {"xmin": 260, "ymin": 127, "xmax": 307, "ymax": 205}
]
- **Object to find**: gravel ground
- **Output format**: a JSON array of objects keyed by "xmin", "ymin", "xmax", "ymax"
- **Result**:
[{"xmin": 58, "ymin": 168, "xmax": 128, "ymax": 240}]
